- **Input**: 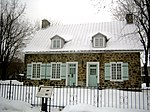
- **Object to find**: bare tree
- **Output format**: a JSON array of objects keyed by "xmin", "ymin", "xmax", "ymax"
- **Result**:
[
  {"xmin": 91, "ymin": 0, "xmax": 150, "ymax": 86},
  {"xmin": 0, "ymin": 0, "xmax": 34, "ymax": 80},
  {"xmin": 112, "ymin": 0, "xmax": 150, "ymax": 87}
]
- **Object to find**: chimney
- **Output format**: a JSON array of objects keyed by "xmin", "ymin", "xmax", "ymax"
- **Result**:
[
  {"xmin": 42, "ymin": 19, "xmax": 50, "ymax": 29},
  {"xmin": 125, "ymin": 14, "xmax": 133, "ymax": 24}
]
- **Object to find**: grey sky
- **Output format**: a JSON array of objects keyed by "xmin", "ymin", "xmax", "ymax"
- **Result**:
[{"xmin": 23, "ymin": 0, "xmax": 113, "ymax": 24}]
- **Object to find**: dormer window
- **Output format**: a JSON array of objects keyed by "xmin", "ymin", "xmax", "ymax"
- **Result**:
[
  {"xmin": 92, "ymin": 33, "xmax": 107, "ymax": 48},
  {"xmin": 94, "ymin": 37, "xmax": 105, "ymax": 47},
  {"xmin": 51, "ymin": 35, "xmax": 65, "ymax": 49},
  {"xmin": 52, "ymin": 39, "xmax": 61, "ymax": 49}
]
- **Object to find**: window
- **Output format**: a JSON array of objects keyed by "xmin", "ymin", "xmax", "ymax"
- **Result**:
[
  {"xmin": 90, "ymin": 65, "xmax": 97, "ymax": 75},
  {"xmin": 111, "ymin": 62, "xmax": 122, "ymax": 80},
  {"xmin": 51, "ymin": 63, "xmax": 61, "ymax": 79},
  {"xmin": 94, "ymin": 37, "xmax": 105, "ymax": 47},
  {"xmin": 32, "ymin": 63, "xmax": 41, "ymax": 79},
  {"xmin": 69, "ymin": 64, "xmax": 76, "ymax": 74},
  {"xmin": 52, "ymin": 39, "xmax": 61, "ymax": 48}
]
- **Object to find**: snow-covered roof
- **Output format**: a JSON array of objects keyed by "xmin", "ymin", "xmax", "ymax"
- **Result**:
[{"xmin": 24, "ymin": 21, "xmax": 143, "ymax": 54}]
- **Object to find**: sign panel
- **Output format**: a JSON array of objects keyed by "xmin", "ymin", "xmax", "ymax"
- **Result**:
[{"xmin": 36, "ymin": 85, "xmax": 54, "ymax": 98}]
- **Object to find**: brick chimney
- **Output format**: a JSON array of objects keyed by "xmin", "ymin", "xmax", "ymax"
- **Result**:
[
  {"xmin": 42, "ymin": 19, "xmax": 50, "ymax": 29},
  {"xmin": 125, "ymin": 14, "xmax": 133, "ymax": 24}
]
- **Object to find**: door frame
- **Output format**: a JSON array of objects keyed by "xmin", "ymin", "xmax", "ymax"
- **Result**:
[
  {"xmin": 86, "ymin": 62, "xmax": 99, "ymax": 87},
  {"xmin": 66, "ymin": 62, "xmax": 78, "ymax": 86}
]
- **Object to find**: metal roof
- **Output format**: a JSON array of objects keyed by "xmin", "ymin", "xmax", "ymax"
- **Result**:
[{"xmin": 24, "ymin": 21, "xmax": 143, "ymax": 54}]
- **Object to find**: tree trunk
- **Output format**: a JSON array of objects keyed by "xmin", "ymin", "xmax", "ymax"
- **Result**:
[
  {"xmin": 1, "ymin": 62, "xmax": 8, "ymax": 80},
  {"xmin": 144, "ymin": 63, "xmax": 149, "ymax": 87}
]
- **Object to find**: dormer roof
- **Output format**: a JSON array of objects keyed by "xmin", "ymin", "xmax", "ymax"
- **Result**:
[
  {"xmin": 92, "ymin": 32, "xmax": 107, "ymax": 39},
  {"xmin": 50, "ymin": 34, "xmax": 72, "ymax": 42}
]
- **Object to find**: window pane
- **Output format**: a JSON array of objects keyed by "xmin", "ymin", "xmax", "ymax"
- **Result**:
[
  {"xmin": 90, "ymin": 69, "xmax": 96, "ymax": 75},
  {"xmin": 112, "ymin": 64, "xmax": 116, "ymax": 80},
  {"xmin": 117, "ymin": 64, "xmax": 121, "ymax": 79},
  {"xmin": 94, "ymin": 38, "xmax": 104, "ymax": 47},
  {"xmin": 32, "ymin": 63, "xmax": 41, "ymax": 78},
  {"xmin": 56, "ymin": 64, "xmax": 60, "ymax": 78},
  {"xmin": 52, "ymin": 64, "xmax": 56, "ymax": 78},
  {"xmin": 32, "ymin": 64, "xmax": 36, "ymax": 78},
  {"xmin": 99, "ymin": 38, "xmax": 103, "ymax": 47},
  {"xmin": 53, "ymin": 40, "xmax": 57, "ymax": 48},
  {"xmin": 90, "ymin": 65, "xmax": 97, "ymax": 67},
  {"xmin": 37, "ymin": 64, "xmax": 41, "ymax": 78},
  {"xmin": 53, "ymin": 39, "xmax": 61, "ymax": 48},
  {"xmin": 56, "ymin": 40, "xmax": 60, "ymax": 48},
  {"xmin": 52, "ymin": 63, "xmax": 61, "ymax": 79},
  {"xmin": 69, "ymin": 64, "xmax": 76, "ymax": 74},
  {"xmin": 95, "ymin": 38, "xmax": 100, "ymax": 47}
]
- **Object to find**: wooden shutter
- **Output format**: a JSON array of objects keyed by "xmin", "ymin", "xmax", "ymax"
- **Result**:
[
  {"xmin": 122, "ymin": 63, "xmax": 129, "ymax": 80},
  {"xmin": 105, "ymin": 63, "xmax": 110, "ymax": 80},
  {"xmin": 41, "ymin": 64, "xmax": 46, "ymax": 79},
  {"xmin": 46, "ymin": 63, "xmax": 51, "ymax": 79},
  {"xmin": 61, "ymin": 63, "xmax": 66, "ymax": 79},
  {"xmin": 27, "ymin": 64, "xmax": 32, "ymax": 79}
]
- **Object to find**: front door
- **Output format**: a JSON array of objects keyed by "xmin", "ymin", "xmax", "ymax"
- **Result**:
[
  {"xmin": 87, "ymin": 62, "xmax": 99, "ymax": 87},
  {"xmin": 67, "ymin": 63, "xmax": 78, "ymax": 86}
]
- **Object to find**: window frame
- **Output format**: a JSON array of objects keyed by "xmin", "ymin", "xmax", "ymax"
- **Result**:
[
  {"xmin": 93, "ymin": 37, "xmax": 105, "ymax": 48},
  {"xmin": 51, "ymin": 62, "xmax": 62, "ymax": 80},
  {"xmin": 110, "ymin": 62, "xmax": 123, "ymax": 81},
  {"xmin": 52, "ymin": 39, "xmax": 61, "ymax": 49},
  {"xmin": 31, "ymin": 62, "xmax": 42, "ymax": 80}
]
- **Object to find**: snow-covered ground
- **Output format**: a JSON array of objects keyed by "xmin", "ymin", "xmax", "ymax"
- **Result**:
[
  {"xmin": 0, "ymin": 80, "xmax": 150, "ymax": 112},
  {"xmin": 0, "ymin": 80, "xmax": 23, "ymax": 85},
  {"xmin": 0, "ymin": 96, "xmax": 40, "ymax": 112},
  {"xmin": 0, "ymin": 97, "xmax": 150, "ymax": 112}
]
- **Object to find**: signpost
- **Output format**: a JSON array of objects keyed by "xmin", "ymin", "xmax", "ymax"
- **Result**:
[{"xmin": 36, "ymin": 85, "xmax": 54, "ymax": 112}]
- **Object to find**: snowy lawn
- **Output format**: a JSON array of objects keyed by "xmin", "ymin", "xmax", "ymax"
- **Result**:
[
  {"xmin": 0, "ymin": 80, "xmax": 150, "ymax": 112},
  {"xmin": 0, "ymin": 97, "xmax": 150, "ymax": 112},
  {"xmin": 0, "ymin": 97, "xmax": 40, "ymax": 112}
]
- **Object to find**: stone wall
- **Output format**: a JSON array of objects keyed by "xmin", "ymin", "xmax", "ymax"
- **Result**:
[{"xmin": 24, "ymin": 52, "xmax": 141, "ymax": 88}]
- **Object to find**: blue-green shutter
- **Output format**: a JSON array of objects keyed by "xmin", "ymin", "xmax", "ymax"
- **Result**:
[
  {"xmin": 122, "ymin": 63, "xmax": 129, "ymax": 80},
  {"xmin": 41, "ymin": 64, "xmax": 46, "ymax": 79},
  {"xmin": 61, "ymin": 63, "xmax": 66, "ymax": 79},
  {"xmin": 46, "ymin": 63, "xmax": 51, "ymax": 79},
  {"xmin": 27, "ymin": 64, "xmax": 32, "ymax": 79},
  {"xmin": 105, "ymin": 63, "xmax": 110, "ymax": 80}
]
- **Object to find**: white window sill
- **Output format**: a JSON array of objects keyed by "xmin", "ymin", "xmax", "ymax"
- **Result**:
[
  {"xmin": 50, "ymin": 78, "xmax": 61, "ymax": 80},
  {"xmin": 31, "ymin": 78, "xmax": 41, "ymax": 80},
  {"xmin": 110, "ymin": 80, "xmax": 124, "ymax": 82}
]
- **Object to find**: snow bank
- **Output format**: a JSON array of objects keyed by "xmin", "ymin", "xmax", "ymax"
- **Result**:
[
  {"xmin": 61, "ymin": 103, "xmax": 150, "ymax": 112},
  {"xmin": 0, "ymin": 97, "xmax": 39, "ymax": 112},
  {"xmin": 0, "ymin": 80, "xmax": 23, "ymax": 85},
  {"xmin": 142, "ymin": 83, "xmax": 150, "ymax": 89}
]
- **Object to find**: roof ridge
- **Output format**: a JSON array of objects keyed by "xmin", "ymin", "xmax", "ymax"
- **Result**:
[{"xmin": 47, "ymin": 21, "xmax": 126, "ymax": 28}]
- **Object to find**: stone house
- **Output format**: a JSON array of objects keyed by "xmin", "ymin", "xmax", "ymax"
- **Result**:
[{"xmin": 24, "ymin": 20, "xmax": 143, "ymax": 88}]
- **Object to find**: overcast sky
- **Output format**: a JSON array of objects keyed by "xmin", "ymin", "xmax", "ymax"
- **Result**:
[{"xmin": 23, "ymin": 0, "xmax": 114, "ymax": 24}]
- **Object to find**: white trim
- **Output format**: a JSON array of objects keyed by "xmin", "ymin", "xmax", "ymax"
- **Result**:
[
  {"xmin": 110, "ymin": 62, "xmax": 123, "ymax": 82},
  {"xmin": 51, "ymin": 62, "xmax": 62, "ymax": 80},
  {"xmin": 24, "ymin": 49, "xmax": 143, "ymax": 54},
  {"xmin": 31, "ymin": 62, "xmax": 42, "ymax": 80},
  {"xmin": 86, "ymin": 62, "xmax": 99, "ymax": 87},
  {"xmin": 66, "ymin": 62, "xmax": 78, "ymax": 86}
]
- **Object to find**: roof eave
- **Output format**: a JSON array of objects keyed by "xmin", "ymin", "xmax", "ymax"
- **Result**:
[{"xmin": 24, "ymin": 49, "xmax": 144, "ymax": 54}]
